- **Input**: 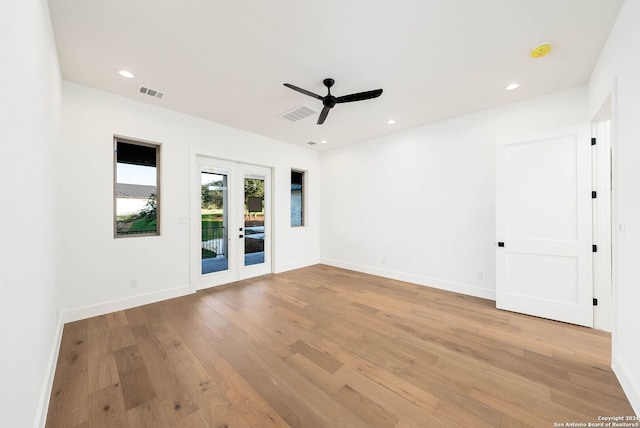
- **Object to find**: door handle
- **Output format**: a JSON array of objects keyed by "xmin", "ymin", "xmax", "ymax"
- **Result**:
[{"xmin": 239, "ymin": 234, "xmax": 244, "ymax": 238}]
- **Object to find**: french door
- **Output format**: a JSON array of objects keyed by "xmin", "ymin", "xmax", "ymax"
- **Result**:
[
  {"xmin": 192, "ymin": 157, "xmax": 271, "ymax": 290},
  {"xmin": 496, "ymin": 125, "xmax": 593, "ymax": 327}
]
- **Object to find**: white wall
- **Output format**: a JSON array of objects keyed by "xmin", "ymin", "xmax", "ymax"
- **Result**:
[
  {"xmin": 588, "ymin": 0, "xmax": 640, "ymax": 415},
  {"xmin": 321, "ymin": 86, "xmax": 588, "ymax": 299},
  {"xmin": 0, "ymin": 0, "xmax": 62, "ymax": 427},
  {"xmin": 59, "ymin": 82, "xmax": 320, "ymax": 319}
]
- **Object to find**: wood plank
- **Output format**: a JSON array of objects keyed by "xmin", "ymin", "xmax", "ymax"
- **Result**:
[
  {"xmin": 289, "ymin": 339, "xmax": 343, "ymax": 374},
  {"xmin": 113, "ymin": 344, "xmax": 146, "ymax": 373},
  {"xmin": 208, "ymin": 357, "xmax": 291, "ymax": 427},
  {"xmin": 194, "ymin": 388, "xmax": 251, "ymax": 428},
  {"xmin": 286, "ymin": 353, "xmax": 345, "ymax": 395},
  {"xmin": 173, "ymin": 409, "xmax": 211, "ymax": 428},
  {"xmin": 87, "ymin": 384, "xmax": 128, "ymax": 428},
  {"xmin": 108, "ymin": 325, "xmax": 136, "ymax": 351},
  {"xmin": 212, "ymin": 331, "xmax": 369, "ymax": 427},
  {"xmin": 114, "ymin": 344, "xmax": 158, "ymax": 410},
  {"xmin": 105, "ymin": 311, "xmax": 129, "ymax": 330},
  {"xmin": 126, "ymin": 397, "xmax": 169, "ymax": 428},
  {"xmin": 333, "ymin": 365, "xmax": 448, "ymax": 427},
  {"xmin": 150, "ymin": 318, "xmax": 214, "ymax": 399},
  {"xmin": 130, "ymin": 324, "xmax": 200, "ymax": 426},
  {"xmin": 87, "ymin": 316, "xmax": 120, "ymax": 394},
  {"xmin": 333, "ymin": 384, "xmax": 398, "ymax": 428},
  {"xmin": 118, "ymin": 366, "xmax": 157, "ymax": 411}
]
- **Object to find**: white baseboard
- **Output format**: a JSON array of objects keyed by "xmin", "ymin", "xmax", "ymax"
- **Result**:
[
  {"xmin": 62, "ymin": 285, "xmax": 192, "ymax": 324},
  {"xmin": 612, "ymin": 356, "xmax": 640, "ymax": 416},
  {"xmin": 33, "ymin": 314, "xmax": 64, "ymax": 428},
  {"xmin": 320, "ymin": 258, "xmax": 496, "ymax": 301},
  {"xmin": 275, "ymin": 258, "xmax": 320, "ymax": 274}
]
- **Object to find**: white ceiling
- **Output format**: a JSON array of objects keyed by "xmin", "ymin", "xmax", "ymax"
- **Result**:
[{"xmin": 48, "ymin": 0, "xmax": 624, "ymax": 151}]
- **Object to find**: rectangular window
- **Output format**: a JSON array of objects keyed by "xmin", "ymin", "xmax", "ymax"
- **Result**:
[
  {"xmin": 291, "ymin": 170, "xmax": 304, "ymax": 227},
  {"xmin": 114, "ymin": 137, "xmax": 160, "ymax": 237}
]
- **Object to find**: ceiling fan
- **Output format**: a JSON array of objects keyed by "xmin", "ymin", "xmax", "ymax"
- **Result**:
[{"xmin": 283, "ymin": 78, "xmax": 383, "ymax": 125}]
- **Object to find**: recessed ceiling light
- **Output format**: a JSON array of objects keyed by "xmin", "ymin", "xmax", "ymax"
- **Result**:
[
  {"xmin": 118, "ymin": 70, "xmax": 134, "ymax": 79},
  {"xmin": 387, "ymin": 119, "xmax": 396, "ymax": 125},
  {"xmin": 320, "ymin": 140, "xmax": 328, "ymax": 144},
  {"xmin": 505, "ymin": 83, "xmax": 520, "ymax": 91}
]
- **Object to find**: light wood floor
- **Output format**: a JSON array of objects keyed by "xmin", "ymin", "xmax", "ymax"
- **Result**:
[{"xmin": 46, "ymin": 265, "xmax": 634, "ymax": 427}]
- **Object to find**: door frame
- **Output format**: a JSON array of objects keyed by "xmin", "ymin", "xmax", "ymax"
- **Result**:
[
  {"xmin": 190, "ymin": 153, "xmax": 273, "ymax": 292},
  {"xmin": 591, "ymin": 95, "xmax": 613, "ymax": 332}
]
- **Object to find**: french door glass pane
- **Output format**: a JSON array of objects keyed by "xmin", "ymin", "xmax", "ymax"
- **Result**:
[
  {"xmin": 201, "ymin": 170, "xmax": 228, "ymax": 274},
  {"xmin": 244, "ymin": 175, "xmax": 265, "ymax": 266}
]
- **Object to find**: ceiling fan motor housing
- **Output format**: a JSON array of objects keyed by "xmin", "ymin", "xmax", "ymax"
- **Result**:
[{"xmin": 323, "ymin": 79, "xmax": 336, "ymax": 107}]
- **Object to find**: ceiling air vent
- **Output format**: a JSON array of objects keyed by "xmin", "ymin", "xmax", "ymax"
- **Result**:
[
  {"xmin": 138, "ymin": 86, "xmax": 164, "ymax": 99},
  {"xmin": 281, "ymin": 104, "xmax": 317, "ymax": 122},
  {"xmin": 307, "ymin": 141, "xmax": 317, "ymax": 146}
]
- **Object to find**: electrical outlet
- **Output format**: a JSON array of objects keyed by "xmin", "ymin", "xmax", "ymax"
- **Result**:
[
  {"xmin": 130, "ymin": 278, "xmax": 139, "ymax": 288},
  {"xmin": 476, "ymin": 271, "xmax": 483, "ymax": 280}
]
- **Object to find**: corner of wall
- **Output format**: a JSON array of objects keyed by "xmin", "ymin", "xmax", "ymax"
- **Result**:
[
  {"xmin": 275, "ymin": 258, "xmax": 321, "ymax": 274},
  {"xmin": 612, "ymin": 356, "xmax": 640, "ymax": 416},
  {"xmin": 32, "ymin": 314, "xmax": 64, "ymax": 428}
]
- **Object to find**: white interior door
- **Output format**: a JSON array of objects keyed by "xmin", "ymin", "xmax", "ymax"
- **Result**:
[
  {"xmin": 496, "ymin": 125, "xmax": 593, "ymax": 327},
  {"xmin": 192, "ymin": 157, "xmax": 271, "ymax": 291}
]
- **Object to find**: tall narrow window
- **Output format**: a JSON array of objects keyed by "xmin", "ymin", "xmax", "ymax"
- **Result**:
[
  {"xmin": 291, "ymin": 170, "xmax": 304, "ymax": 227},
  {"xmin": 114, "ymin": 137, "xmax": 160, "ymax": 237}
]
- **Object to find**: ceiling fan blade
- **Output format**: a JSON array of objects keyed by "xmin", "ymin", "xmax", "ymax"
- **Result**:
[
  {"xmin": 317, "ymin": 106, "xmax": 331, "ymax": 124},
  {"xmin": 335, "ymin": 89, "xmax": 383, "ymax": 104},
  {"xmin": 283, "ymin": 83, "xmax": 323, "ymax": 100}
]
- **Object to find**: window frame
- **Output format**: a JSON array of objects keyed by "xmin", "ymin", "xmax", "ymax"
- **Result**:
[
  {"xmin": 290, "ymin": 169, "xmax": 306, "ymax": 227},
  {"xmin": 113, "ymin": 136, "xmax": 161, "ymax": 238}
]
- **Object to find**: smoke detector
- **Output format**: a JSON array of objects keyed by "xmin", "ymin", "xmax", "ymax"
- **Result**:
[{"xmin": 531, "ymin": 42, "xmax": 552, "ymax": 58}]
